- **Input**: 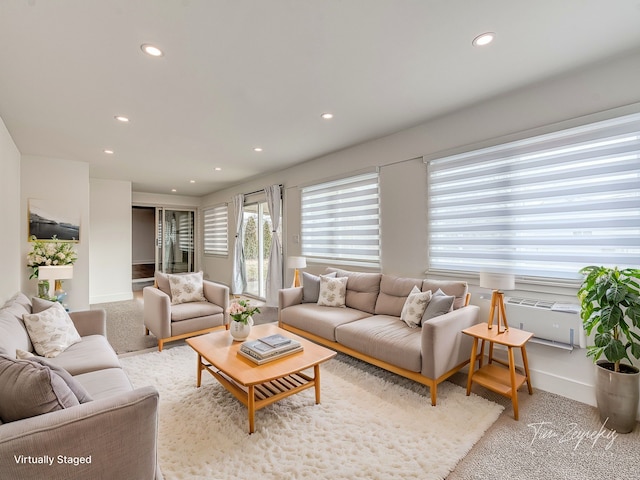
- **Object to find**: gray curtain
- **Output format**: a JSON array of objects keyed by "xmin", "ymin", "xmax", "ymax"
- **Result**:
[
  {"xmin": 264, "ymin": 185, "xmax": 282, "ymax": 306},
  {"xmin": 231, "ymin": 194, "xmax": 246, "ymax": 294}
]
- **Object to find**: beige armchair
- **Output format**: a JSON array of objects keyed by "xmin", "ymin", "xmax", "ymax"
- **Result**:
[{"xmin": 143, "ymin": 272, "xmax": 229, "ymax": 351}]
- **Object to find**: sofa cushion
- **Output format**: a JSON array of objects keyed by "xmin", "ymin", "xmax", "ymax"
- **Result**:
[
  {"xmin": 44, "ymin": 335, "xmax": 121, "ymax": 376},
  {"xmin": 170, "ymin": 301, "xmax": 224, "ymax": 322},
  {"xmin": 326, "ymin": 268, "xmax": 381, "ymax": 314},
  {"xmin": 422, "ymin": 279, "xmax": 468, "ymax": 310},
  {"xmin": 28, "ymin": 356, "xmax": 93, "ymax": 403},
  {"xmin": 168, "ymin": 271, "xmax": 208, "ymax": 305},
  {"xmin": 155, "ymin": 271, "xmax": 172, "ymax": 297},
  {"xmin": 280, "ymin": 304, "xmax": 371, "ymax": 341},
  {"xmin": 0, "ymin": 297, "xmax": 33, "ymax": 357},
  {"xmin": 317, "ymin": 276, "xmax": 348, "ymax": 307},
  {"xmin": 22, "ymin": 302, "xmax": 81, "ymax": 358},
  {"xmin": 400, "ymin": 286, "xmax": 432, "ymax": 328},
  {"xmin": 335, "ymin": 316, "xmax": 422, "ymax": 372},
  {"xmin": 302, "ymin": 271, "xmax": 337, "ymax": 303},
  {"xmin": 0, "ymin": 355, "xmax": 79, "ymax": 423},
  {"xmin": 375, "ymin": 275, "xmax": 424, "ymax": 316},
  {"xmin": 422, "ymin": 289, "xmax": 455, "ymax": 323},
  {"xmin": 74, "ymin": 367, "xmax": 133, "ymax": 400}
]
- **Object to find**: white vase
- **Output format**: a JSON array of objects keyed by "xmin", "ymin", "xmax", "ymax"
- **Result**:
[{"xmin": 230, "ymin": 316, "xmax": 253, "ymax": 341}]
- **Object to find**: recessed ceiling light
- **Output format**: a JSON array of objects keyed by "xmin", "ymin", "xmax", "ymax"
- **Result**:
[
  {"xmin": 171, "ymin": 189, "xmax": 177, "ymax": 193},
  {"xmin": 253, "ymin": 147, "xmax": 263, "ymax": 152},
  {"xmin": 114, "ymin": 115, "xmax": 129, "ymax": 123},
  {"xmin": 472, "ymin": 32, "xmax": 495, "ymax": 47},
  {"xmin": 103, "ymin": 149, "xmax": 114, "ymax": 155},
  {"xmin": 141, "ymin": 44, "xmax": 163, "ymax": 57},
  {"xmin": 190, "ymin": 180, "xmax": 195, "ymax": 183},
  {"xmin": 214, "ymin": 167, "xmax": 222, "ymax": 171},
  {"xmin": 321, "ymin": 113, "xmax": 334, "ymax": 120}
]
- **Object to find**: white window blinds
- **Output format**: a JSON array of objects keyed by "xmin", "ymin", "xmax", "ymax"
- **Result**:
[
  {"xmin": 301, "ymin": 171, "xmax": 380, "ymax": 267},
  {"xmin": 427, "ymin": 111, "xmax": 640, "ymax": 282},
  {"xmin": 203, "ymin": 204, "xmax": 228, "ymax": 256}
]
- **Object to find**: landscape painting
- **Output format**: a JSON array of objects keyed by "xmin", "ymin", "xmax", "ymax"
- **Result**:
[{"xmin": 28, "ymin": 199, "xmax": 80, "ymax": 242}]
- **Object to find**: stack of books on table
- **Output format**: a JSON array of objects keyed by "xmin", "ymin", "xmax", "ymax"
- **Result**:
[{"xmin": 239, "ymin": 333, "xmax": 303, "ymax": 364}]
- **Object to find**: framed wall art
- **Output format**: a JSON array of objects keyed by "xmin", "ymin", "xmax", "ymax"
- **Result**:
[{"xmin": 28, "ymin": 199, "xmax": 80, "ymax": 242}]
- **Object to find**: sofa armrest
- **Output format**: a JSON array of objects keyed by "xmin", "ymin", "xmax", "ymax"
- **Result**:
[
  {"xmin": 0, "ymin": 386, "xmax": 160, "ymax": 480},
  {"xmin": 143, "ymin": 287, "xmax": 171, "ymax": 339},
  {"xmin": 203, "ymin": 281, "xmax": 230, "ymax": 325},
  {"xmin": 70, "ymin": 309, "xmax": 107, "ymax": 337},
  {"xmin": 420, "ymin": 305, "xmax": 480, "ymax": 379},
  {"xmin": 279, "ymin": 287, "xmax": 303, "ymax": 309}
]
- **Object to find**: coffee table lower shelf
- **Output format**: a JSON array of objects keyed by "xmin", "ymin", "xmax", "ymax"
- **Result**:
[{"xmin": 202, "ymin": 361, "xmax": 319, "ymax": 433}]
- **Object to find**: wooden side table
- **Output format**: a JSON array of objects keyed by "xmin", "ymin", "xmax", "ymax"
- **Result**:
[{"xmin": 462, "ymin": 322, "xmax": 533, "ymax": 420}]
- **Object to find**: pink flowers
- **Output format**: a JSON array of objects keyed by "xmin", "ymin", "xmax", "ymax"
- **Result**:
[{"xmin": 227, "ymin": 299, "xmax": 260, "ymax": 324}]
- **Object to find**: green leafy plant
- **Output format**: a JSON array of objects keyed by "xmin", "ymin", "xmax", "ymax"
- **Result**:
[
  {"xmin": 26, "ymin": 235, "xmax": 78, "ymax": 279},
  {"xmin": 578, "ymin": 266, "xmax": 640, "ymax": 372},
  {"xmin": 227, "ymin": 299, "xmax": 260, "ymax": 324}
]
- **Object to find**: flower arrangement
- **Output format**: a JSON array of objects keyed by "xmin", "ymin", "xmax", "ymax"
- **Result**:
[
  {"xmin": 27, "ymin": 235, "xmax": 78, "ymax": 279},
  {"xmin": 227, "ymin": 299, "xmax": 260, "ymax": 324}
]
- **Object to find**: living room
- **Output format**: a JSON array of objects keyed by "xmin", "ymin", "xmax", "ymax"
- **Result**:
[{"xmin": 1, "ymin": 2, "xmax": 640, "ymax": 479}]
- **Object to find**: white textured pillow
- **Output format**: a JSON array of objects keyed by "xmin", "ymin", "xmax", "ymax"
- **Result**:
[
  {"xmin": 22, "ymin": 302, "xmax": 81, "ymax": 358},
  {"xmin": 400, "ymin": 286, "xmax": 432, "ymax": 328},
  {"xmin": 317, "ymin": 276, "xmax": 348, "ymax": 308},
  {"xmin": 168, "ymin": 271, "xmax": 207, "ymax": 305}
]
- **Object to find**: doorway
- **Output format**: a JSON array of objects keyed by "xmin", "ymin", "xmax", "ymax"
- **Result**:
[{"xmin": 156, "ymin": 207, "xmax": 195, "ymax": 274}]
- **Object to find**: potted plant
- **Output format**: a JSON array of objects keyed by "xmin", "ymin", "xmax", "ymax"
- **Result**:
[
  {"xmin": 227, "ymin": 299, "xmax": 260, "ymax": 341},
  {"xmin": 578, "ymin": 265, "xmax": 640, "ymax": 433}
]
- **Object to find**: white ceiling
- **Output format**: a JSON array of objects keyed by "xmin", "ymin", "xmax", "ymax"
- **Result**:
[{"xmin": 1, "ymin": 0, "xmax": 640, "ymax": 196}]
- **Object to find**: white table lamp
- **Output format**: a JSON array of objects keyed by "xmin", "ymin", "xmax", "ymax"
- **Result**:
[
  {"xmin": 38, "ymin": 265, "xmax": 74, "ymax": 299},
  {"xmin": 480, "ymin": 272, "xmax": 515, "ymax": 333},
  {"xmin": 287, "ymin": 256, "xmax": 307, "ymax": 288}
]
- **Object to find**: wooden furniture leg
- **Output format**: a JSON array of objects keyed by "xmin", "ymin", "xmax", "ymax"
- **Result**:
[
  {"xmin": 314, "ymin": 364, "xmax": 321, "ymax": 404},
  {"xmin": 521, "ymin": 344, "xmax": 533, "ymax": 395},
  {"xmin": 466, "ymin": 337, "xmax": 479, "ymax": 396},
  {"xmin": 508, "ymin": 346, "xmax": 519, "ymax": 420},
  {"xmin": 248, "ymin": 385, "xmax": 256, "ymax": 434},
  {"xmin": 196, "ymin": 353, "xmax": 203, "ymax": 388}
]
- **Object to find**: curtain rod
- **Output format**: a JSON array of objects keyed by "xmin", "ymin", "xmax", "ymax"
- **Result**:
[{"xmin": 243, "ymin": 184, "xmax": 283, "ymax": 197}]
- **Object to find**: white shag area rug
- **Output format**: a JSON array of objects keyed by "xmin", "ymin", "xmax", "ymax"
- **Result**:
[{"xmin": 120, "ymin": 345, "xmax": 503, "ymax": 480}]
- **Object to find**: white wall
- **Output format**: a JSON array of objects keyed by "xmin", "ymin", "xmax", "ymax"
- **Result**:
[
  {"xmin": 20, "ymin": 156, "xmax": 90, "ymax": 311},
  {"xmin": 200, "ymin": 49, "xmax": 640, "ymax": 409},
  {"xmin": 0, "ymin": 117, "xmax": 21, "ymax": 305},
  {"xmin": 90, "ymin": 178, "xmax": 133, "ymax": 304}
]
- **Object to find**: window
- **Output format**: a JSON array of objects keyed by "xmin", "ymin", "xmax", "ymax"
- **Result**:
[
  {"xmin": 427, "ymin": 111, "xmax": 640, "ymax": 282},
  {"xmin": 301, "ymin": 171, "xmax": 380, "ymax": 268},
  {"xmin": 242, "ymin": 200, "xmax": 280, "ymax": 298},
  {"xmin": 203, "ymin": 204, "xmax": 228, "ymax": 256}
]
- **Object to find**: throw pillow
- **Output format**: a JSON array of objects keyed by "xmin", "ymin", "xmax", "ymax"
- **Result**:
[
  {"xmin": 317, "ymin": 276, "xmax": 348, "ymax": 308},
  {"xmin": 421, "ymin": 288, "xmax": 455, "ymax": 324},
  {"xmin": 31, "ymin": 296, "xmax": 56, "ymax": 313},
  {"xmin": 22, "ymin": 302, "xmax": 81, "ymax": 358},
  {"xmin": 28, "ymin": 357, "xmax": 93, "ymax": 403},
  {"xmin": 302, "ymin": 271, "xmax": 337, "ymax": 303},
  {"xmin": 16, "ymin": 348, "xmax": 35, "ymax": 359},
  {"xmin": 168, "ymin": 271, "xmax": 207, "ymax": 305},
  {"xmin": 400, "ymin": 286, "xmax": 432, "ymax": 328},
  {"xmin": 0, "ymin": 354, "xmax": 79, "ymax": 423}
]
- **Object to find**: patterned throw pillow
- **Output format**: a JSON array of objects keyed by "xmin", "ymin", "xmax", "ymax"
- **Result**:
[
  {"xmin": 22, "ymin": 302, "xmax": 81, "ymax": 358},
  {"xmin": 400, "ymin": 286, "xmax": 432, "ymax": 328},
  {"xmin": 317, "ymin": 276, "xmax": 348, "ymax": 308},
  {"xmin": 168, "ymin": 271, "xmax": 207, "ymax": 305},
  {"xmin": 302, "ymin": 271, "xmax": 337, "ymax": 303}
]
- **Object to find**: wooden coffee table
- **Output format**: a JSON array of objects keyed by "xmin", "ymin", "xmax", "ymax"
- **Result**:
[{"xmin": 186, "ymin": 323, "xmax": 336, "ymax": 433}]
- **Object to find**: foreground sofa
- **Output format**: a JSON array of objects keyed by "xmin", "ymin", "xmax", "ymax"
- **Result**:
[
  {"xmin": 144, "ymin": 271, "xmax": 229, "ymax": 351},
  {"xmin": 0, "ymin": 293, "xmax": 161, "ymax": 480},
  {"xmin": 279, "ymin": 268, "xmax": 480, "ymax": 406}
]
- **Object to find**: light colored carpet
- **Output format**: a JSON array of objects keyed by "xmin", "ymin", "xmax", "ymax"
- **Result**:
[{"xmin": 120, "ymin": 346, "xmax": 503, "ymax": 480}]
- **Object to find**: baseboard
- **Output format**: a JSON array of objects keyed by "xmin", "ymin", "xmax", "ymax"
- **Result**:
[{"xmin": 90, "ymin": 292, "xmax": 134, "ymax": 304}]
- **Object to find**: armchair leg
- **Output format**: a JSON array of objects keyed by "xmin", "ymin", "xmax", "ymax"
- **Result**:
[{"xmin": 158, "ymin": 339, "xmax": 164, "ymax": 352}]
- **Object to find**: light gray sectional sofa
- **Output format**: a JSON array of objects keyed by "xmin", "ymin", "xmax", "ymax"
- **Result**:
[
  {"xmin": 279, "ymin": 268, "xmax": 480, "ymax": 405},
  {"xmin": 0, "ymin": 293, "xmax": 161, "ymax": 480}
]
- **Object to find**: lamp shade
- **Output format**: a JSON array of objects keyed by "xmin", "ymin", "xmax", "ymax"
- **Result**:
[
  {"xmin": 479, "ymin": 272, "xmax": 514, "ymax": 291},
  {"xmin": 287, "ymin": 256, "xmax": 307, "ymax": 269},
  {"xmin": 38, "ymin": 265, "xmax": 74, "ymax": 281}
]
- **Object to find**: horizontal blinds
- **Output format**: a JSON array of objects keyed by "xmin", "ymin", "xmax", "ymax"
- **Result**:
[
  {"xmin": 203, "ymin": 205, "xmax": 228, "ymax": 255},
  {"xmin": 301, "ymin": 172, "xmax": 380, "ymax": 267},
  {"xmin": 427, "ymin": 111, "xmax": 640, "ymax": 281}
]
